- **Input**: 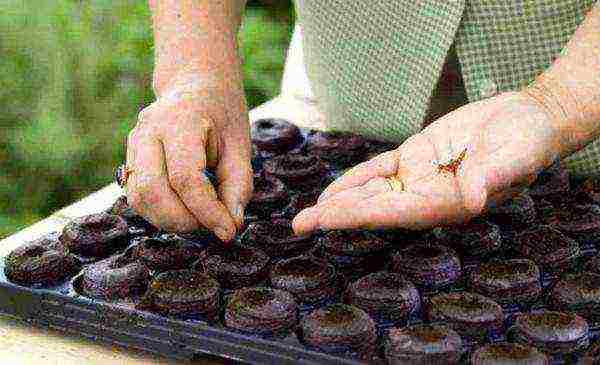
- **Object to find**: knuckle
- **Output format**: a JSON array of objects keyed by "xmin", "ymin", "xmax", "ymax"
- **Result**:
[
  {"xmin": 136, "ymin": 105, "xmax": 161, "ymax": 132},
  {"xmin": 137, "ymin": 106, "xmax": 152, "ymax": 124},
  {"xmin": 168, "ymin": 171, "xmax": 200, "ymax": 193},
  {"xmin": 137, "ymin": 110, "xmax": 145, "ymax": 123},
  {"xmin": 198, "ymin": 117, "xmax": 212, "ymax": 130},
  {"xmin": 135, "ymin": 177, "xmax": 162, "ymax": 203}
]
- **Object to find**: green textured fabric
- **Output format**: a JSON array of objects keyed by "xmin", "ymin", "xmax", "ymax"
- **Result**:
[
  {"xmin": 295, "ymin": 0, "xmax": 466, "ymax": 141},
  {"xmin": 294, "ymin": 0, "xmax": 599, "ymax": 178},
  {"xmin": 453, "ymin": 0, "xmax": 599, "ymax": 178},
  {"xmin": 455, "ymin": 1, "xmax": 596, "ymax": 101}
]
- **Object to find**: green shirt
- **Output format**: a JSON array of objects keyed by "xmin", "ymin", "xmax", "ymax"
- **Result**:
[{"xmin": 294, "ymin": 0, "xmax": 600, "ymax": 178}]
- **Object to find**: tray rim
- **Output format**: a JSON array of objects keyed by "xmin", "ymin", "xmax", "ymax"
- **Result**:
[{"xmin": 0, "ymin": 276, "xmax": 376, "ymax": 365}]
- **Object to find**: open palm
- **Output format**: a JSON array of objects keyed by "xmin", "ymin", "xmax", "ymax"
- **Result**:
[{"xmin": 292, "ymin": 91, "xmax": 561, "ymax": 234}]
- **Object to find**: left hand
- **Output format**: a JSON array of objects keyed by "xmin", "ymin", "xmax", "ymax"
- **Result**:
[{"xmin": 292, "ymin": 91, "xmax": 562, "ymax": 235}]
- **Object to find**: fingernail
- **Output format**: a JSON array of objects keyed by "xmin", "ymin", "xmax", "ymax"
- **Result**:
[
  {"xmin": 317, "ymin": 193, "xmax": 329, "ymax": 204},
  {"xmin": 233, "ymin": 204, "xmax": 244, "ymax": 222},
  {"xmin": 291, "ymin": 216, "xmax": 305, "ymax": 236}
]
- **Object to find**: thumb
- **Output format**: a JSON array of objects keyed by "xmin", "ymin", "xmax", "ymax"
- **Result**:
[{"xmin": 216, "ymin": 137, "xmax": 254, "ymax": 231}]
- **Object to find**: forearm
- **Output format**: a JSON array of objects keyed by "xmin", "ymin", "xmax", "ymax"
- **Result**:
[
  {"xmin": 524, "ymin": 2, "xmax": 600, "ymax": 159},
  {"xmin": 149, "ymin": 0, "xmax": 247, "ymax": 97}
]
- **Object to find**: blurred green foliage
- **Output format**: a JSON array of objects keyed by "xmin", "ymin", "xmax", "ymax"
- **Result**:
[{"xmin": 0, "ymin": 1, "xmax": 294, "ymax": 239}]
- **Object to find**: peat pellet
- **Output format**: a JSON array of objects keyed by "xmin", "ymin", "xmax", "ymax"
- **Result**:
[
  {"xmin": 515, "ymin": 225, "xmax": 581, "ymax": 275},
  {"xmin": 241, "ymin": 219, "xmax": 315, "ymax": 260},
  {"xmin": 136, "ymin": 269, "xmax": 220, "ymax": 321},
  {"xmin": 198, "ymin": 246, "xmax": 270, "ymax": 290},
  {"xmin": 471, "ymin": 342, "xmax": 548, "ymax": 365},
  {"xmin": 270, "ymin": 256, "xmax": 338, "ymax": 313},
  {"xmin": 320, "ymin": 230, "xmax": 390, "ymax": 257},
  {"xmin": 552, "ymin": 273, "xmax": 600, "ymax": 325},
  {"xmin": 391, "ymin": 243, "xmax": 461, "ymax": 291},
  {"xmin": 305, "ymin": 130, "xmax": 370, "ymax": 168},
  {"xmin": 251, "ymin": 118, "xmax": 303, "ymax": 154},
  {"xmin": 263, "ymin": 151, "xmax": 330, "ymax": 190},
  {"xmin": 313, "ymin": 230, "xmax": 391, "ymax": 280},
  {"xmin": 300, "ymin": 303, "xmax": 377, "ymax": 360},
  {"xmin": 80, "ymin": 253, "xmax": 149, "ymax": 300},
  {"xmin": 245, "ymin": 173, "xmax": 290, "ymax": 220},
  {"xmin": 445, "ymin": 218, "xmax": 503, "ymax": 258},
  {"xmin": 469, "ymin": 259, "xmax": 542, "ymax": 307},
  {"xmin": 60, "ymin": 212, "xmax": 129, "ymax": 258},
  {"xmin": 486, "ymin": 192, "xmax": 537, "ymax": 230},
  {"xmin": 541, "ymin": 203, "xmax": 600, "ymax": 245},
  {"xmin": 105, "ymin": 195, "xmax": 158, "ymax": 237},
  {"xmin": 344, "ymin": 271, "xmax": 420, "ymax": 329},
  {"xmin": 225, "ymin": 287, "xmax": 298, "ymax": 339},
  {"xmin": 384, "ymin": 324, "xmax": 462, "ymax": 365},
  {"xmin": 510, "ymin": 311, "xmax": 589, "ymax": 356},
  {"xmin": 427, "ymin": 292, "xmax": 504, "ymax": 342},
  {"xmin": 5, "ymin": 234, "xmax": 81, "ymax": 287},
  {"xmin": 130, "ymin": 234, "xmax": 204, "ymax": 272},
  {"xmin": 528, "ymin": 159, "xmax": 570, "ymax": 202}
]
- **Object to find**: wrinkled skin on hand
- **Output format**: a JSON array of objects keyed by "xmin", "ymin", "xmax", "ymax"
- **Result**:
[
  {"xmin": 293, "ymin": 91, "xmax": 562, "ymax": 234},
  {"xmin": 126, "ymin": 69, "xmax": 252, "ymax": 242}
]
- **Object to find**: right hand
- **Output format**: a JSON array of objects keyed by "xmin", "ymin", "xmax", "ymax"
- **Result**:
[
  {"xmin": 125, "ymin": 68, "xmax": 253, "ymax": 242},
  {"xmin": 293, "ymin": 91, "xmax": 560, "ymax": 234}
]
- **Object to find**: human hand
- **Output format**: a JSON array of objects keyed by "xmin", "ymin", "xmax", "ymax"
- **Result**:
[
  {"xmin": 125, "ymin": 68, "xmax": 252, "ymax": 242},
  {"xmin": 292, "ymin": 91, "xmax": 562, "ymax": 234}
]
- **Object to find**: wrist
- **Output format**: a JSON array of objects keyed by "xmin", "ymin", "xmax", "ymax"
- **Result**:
[
  {"xmin": 152, "ymin": 30, "xmax": 242, "ymax": 97},
  {"xmin": 522, "ymin": 73, "xmax": 587, "ymax": 158},
  {"xmin": 156, "ymin": 71, "xmax": 215, "ymax": 103},
  {"xmin": 153, "ymin": 38, "xmax": 242, "ymax": 98},
  {"xmin": 152, "ymin": 65, "xmax": 248, "ymax": 128}
]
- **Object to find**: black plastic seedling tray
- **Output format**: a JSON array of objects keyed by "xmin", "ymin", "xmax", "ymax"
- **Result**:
[
  {"xmin": 0, "ymin": 125, "xmax": 392, "ymax": 364},
  {"xmin": 0, "ymin": 261, "xmax": 374, "ymax": 364},
  {"xmin": 2, "ymin": 245, "xmax": 599, "ymax": 364},
  {"xmin": 1, "ymin": 122, "xmax": 600, "ymax": 364}
]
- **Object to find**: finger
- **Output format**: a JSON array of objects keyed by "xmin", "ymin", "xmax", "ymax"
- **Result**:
[
  {"xmin": 216, "ymin": 138, "xmax": 253, "ymax": 230},
  {"xmin": 125, "ymin": 128, "xmax": 138, "ymax": 192},
  {"xmin": 318, "ymin": 150, "xmax": 399, "ymax": 203},
  {"xmin": 162, "ymin": 118, "xmax": 237, "ymax": 242},
  {"xmin": 126, "ymin": 134, "xmax": 199, "ymax": 232},
  {"xmin": 295, "ymin": 190, "xmax": 457, "ymax": 234},
  {"xmin": 449, "ymin": 146, "xmax": 488, "ymax": 217},
  {"xmin": 293, "ymin": 178, "xmax": 390, "ymax": 234},
  {"xmin": 215, "ymin": 101, "xmax": 253, "ymax": 230},
  {"xmin": 310, "ymin": 177, "xmax": 390, "ymax": 211},
  {"xmin": 204, "ymin": 117, "xmax": 220, "ymax": 168}
]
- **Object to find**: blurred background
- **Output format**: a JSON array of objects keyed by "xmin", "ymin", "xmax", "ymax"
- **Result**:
[{"xmin": 0, "ymin": 0, "xmax": 295, "ymax": 239}]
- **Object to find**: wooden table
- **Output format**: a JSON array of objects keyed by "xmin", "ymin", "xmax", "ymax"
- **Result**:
[{"xmin": 0, "ymin": 25, "xmax": 330, "ymax": 364}]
